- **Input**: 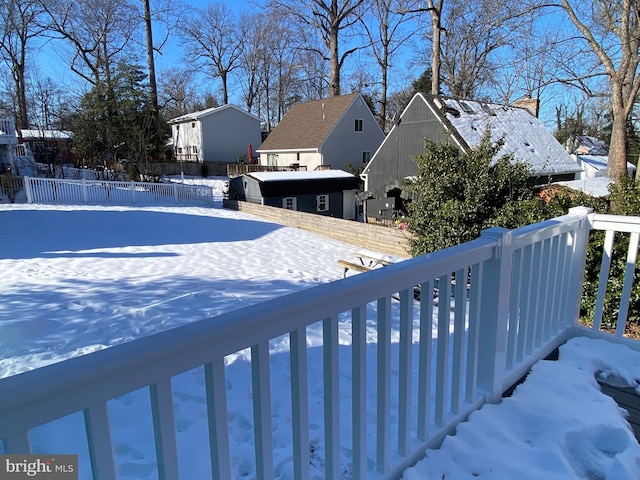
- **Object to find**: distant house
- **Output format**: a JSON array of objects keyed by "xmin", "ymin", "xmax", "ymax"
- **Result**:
[
  {"xmin": 256, "ymin": 93, "xmax": 385, "ymax": 172},
  {"xmin": 20, "ymin": 129, "xmax": 74, "ymax": 164},
  {"xmin": 168, "ymin": 104, "xmax": 263, "ymax": 165},
  {"xmin": 361, "ymin": 93, "xmax": 582, "ymax": 219},
  {"xmin": 229, "ymin": 170, "xmax": 361, "ymax": 220},
  {"xmin": 566, "ymin": 135, "xmax": 636, "ymax": 180}
]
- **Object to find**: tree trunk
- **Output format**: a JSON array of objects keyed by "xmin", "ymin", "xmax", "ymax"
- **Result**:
[
  {"xmin": 428, "ymin": 0, "xmax": 443, "ymax": 96},
  {"xmin": 329, "ymin": 21, "xmax": 340, "ymax": 96},
  {"xmin": 221, "ymin": 72, "xmax": 229, "ymax": 104},
  {"xmin": 15, "ymin": 66, "xmax": 29, "ymax": 130},
  {"xmin": 143, "ymin": 0, "xmax": 162, "ymax": 156},
  {"xmin": 329, "ymin": 0, "xmax": 341, "ymax": 97},
  {"xmin": 608, "ymin": 96, "xmax": 628, "ymax": 182}
]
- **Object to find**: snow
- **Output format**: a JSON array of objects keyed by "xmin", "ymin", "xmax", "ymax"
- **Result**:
[
  {"xmin": 1, "ymin": 177, "xmax": 639, "ymax": 479},
  {"xmin": 556, "ymin": 177, "xmax": 614, "ymax": 198},
  {"xmin": 247, "ymin": 170, "xmax": 356, "ymax": 182},
  {"xmin": 443, "ymin": 98, "xmax": 581, "ymax": 176}
]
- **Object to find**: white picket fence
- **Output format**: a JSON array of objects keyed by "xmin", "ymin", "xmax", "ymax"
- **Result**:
[
  {"xmin": 22, "ymin": 176, "xmax": 216, "ymax": 206},
  {"xmin": 1, "ymin": 207, "xmax": 639, "ymax": 479}
]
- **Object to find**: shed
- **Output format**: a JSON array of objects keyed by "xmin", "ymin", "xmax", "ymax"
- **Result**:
[{"xmin": 229, "ymin": 170, "xmax": 360, "ymax": 219}]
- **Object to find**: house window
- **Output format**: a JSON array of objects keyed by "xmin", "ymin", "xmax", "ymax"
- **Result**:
[
  {"xmin": 267, "ymin": 154, "xmax": 278, "ymax": 167},
  {"xmin": 191, "ymin": 122, "xmax": 196, "ymax": 128},
  {"xmin": 283, "ymin": 197, "xmax": 297, "ymax": 210},
  {"xmin": 177, "ymin": 147, "xmax": 183, "ymax": 154},
  {"xmin": 317, "ymin": 194, "xmax": 329, "ymax": 212},
  {"xmin": 354, "ymin": 119, "xmax": 363, "ymax": 132},
  {"xmin": 176, "ymin": 125, "xmax": 180, "ymax": 131},
  {"xmin": 362, "ymin": 151, "xmax": 371, "ymax": 164},
  {"xmin": 192, "ymin": 146, "xmax": 198, "ymax": 153}
]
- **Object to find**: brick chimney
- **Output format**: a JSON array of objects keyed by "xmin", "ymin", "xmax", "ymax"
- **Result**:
[{"xmin": 513, "ymin": 97, "xmax": 540, "ymax": 118}]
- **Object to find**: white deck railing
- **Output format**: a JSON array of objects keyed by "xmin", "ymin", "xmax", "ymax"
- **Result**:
[
  {"xmin": 22, "ymin": 176, "xmax": 216, "ymax": 206},
  {"xmin": 1, "ymin": 207, "xmax": 639, "ymax": 479}
]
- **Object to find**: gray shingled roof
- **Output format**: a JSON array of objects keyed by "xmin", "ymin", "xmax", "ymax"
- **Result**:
[{"xmin": 258, "ymin": 93, "xmax": 360, "ymax": 151}]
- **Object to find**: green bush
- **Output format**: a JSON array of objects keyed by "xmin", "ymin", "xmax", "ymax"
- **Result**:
[
  {"xmin": 407, "ymin": 130, "xmax": 533, "ymax": 256},
  {"xmin": 405, "ymin": 131, "xmax": 640, "ymax": 329},
  {"xmin": 581, "ymin": 178, "xmax": 640, "ymax": 329}
]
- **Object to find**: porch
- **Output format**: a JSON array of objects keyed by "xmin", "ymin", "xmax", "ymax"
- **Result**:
[
  {"xmin": 0, "ymin": 118, "xmax": 18, "ymax": 145},
  {"xmin": 1, "ymin": 206, "xmax": 640, "ymax": 479}
]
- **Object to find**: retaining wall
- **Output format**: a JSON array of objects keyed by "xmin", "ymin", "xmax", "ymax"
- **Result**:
[{"xmin": 223, "ymin": 199, "xmax": 412, "ymax": 257}]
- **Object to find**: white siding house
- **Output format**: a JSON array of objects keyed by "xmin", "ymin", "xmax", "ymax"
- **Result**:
[
  {"xmin": 168, "ymin": 105, "xmax": 263, "ymax": 165},
  {"xmin": 256, "ymin": 93, "xmax": 384, "ymax": 172}
]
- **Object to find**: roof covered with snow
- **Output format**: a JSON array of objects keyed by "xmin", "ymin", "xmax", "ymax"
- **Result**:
[
  {"xmin": 167, "ymin": 104, "xmax": 262, "ymax": 124},
  {"xmin": 20, "ymin": 129, "xmax": 73, "ymax": 140},
  {"xmin": 441, "ymin": 98, "xmax": 581, "ymax": 176},
  {"xmin": 576, "ymin": 154, "xmax": 636, "ymax": 175},
  {"xmin": 248, "ymin": 170, "xmax": 355, "ymax": 182},
  {"xmin": 570, "ymin": 135, "xmax": 609, "ymax": 155},
  {"xmin": 556, "ymin": 177, "xmax": 613, "ymax": 198}
]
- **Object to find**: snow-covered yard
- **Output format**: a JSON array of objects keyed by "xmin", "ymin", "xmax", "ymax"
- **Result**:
[{"xmin": 1, "ymin": 182, "xmax": 640, "ymax": 479}]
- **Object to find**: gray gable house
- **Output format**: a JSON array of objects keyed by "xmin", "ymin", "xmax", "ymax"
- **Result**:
[
  {"xmin": 256, "ymin": 93, "xmax": 385, "ymax": 172},
  {"xmin": 361, "ymin": 93, "xmax": 582, "ymax": 220},
  {"xmin": 229, "ymin": 170, "xmax": 361, "ymax": 219},
  {"xmin": 168, "ymin": 104, "xmax": 263, "ymax": 165}
]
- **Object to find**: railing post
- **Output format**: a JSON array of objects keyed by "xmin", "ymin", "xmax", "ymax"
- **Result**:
[
  {"xmin": 23, "ymin": 176, "xmax": 33, "ymax": 203},
  {"xmin": 173, "ymin": 183, "xmax": 178, "ymax": 203},
  {"xmin": 477, "ymin": 227, "xmax": 512, "ymax": 403},
  {"xmin": 566, "ymin": 207, "xmax": 593, "ymax": 328},
  {"xmin": 82, "ymin": 177, "xmax": 88, "ymax": 204},
  {"xmin": 130, "ymin": 181, "xmax": 136, "ymax": 204}
]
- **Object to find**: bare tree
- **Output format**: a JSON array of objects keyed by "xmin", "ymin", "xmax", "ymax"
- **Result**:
[
  {"xmin": 40, "ymin": 0, "xmax": 139, "ymax": 87},
  {"xmin": 556, "ymin": 0, "xmax": 640, "ymax": 182},
  {"xmin": 237, "ymin": 13, "xmax": 266, "ymax": 114},
  {"xmin": 180, "ymin": 2, "xmax": 243, "ymax": 105},
  {"xmin": 158, "ymin": 66, "xmax": 197, "ymax": 118},
  {"xmin": 269, "ymin": 0, "xmax": 365, "ymax": 97},
  {"xmin": 358, "ymin": 0, "xmax": 422, "ymax": 129},
  {"xmin": 0, "ymin": 0, "xmax": 45, "ymax": 130}
]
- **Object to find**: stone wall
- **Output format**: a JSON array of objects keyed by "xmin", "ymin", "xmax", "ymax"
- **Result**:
[{"xmin": 223, "ymin": 199, "xmax": 412, "ymax": 257}]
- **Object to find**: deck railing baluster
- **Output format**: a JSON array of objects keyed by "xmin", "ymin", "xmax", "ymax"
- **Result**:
[
  {"xmin": 205, "ymin": 359, "xmax": 231, "ymax": 479},
  {"xmin": 398, "ymin": 288, "xmax": 413, "ymax": 455},
  {"xmin": 323, "ymin": 315, "xmax": 340, "ymax": 480},
  {"xmin": 417, "ymin": 280, "xmax": 434, "ymax": 440},
  {"xmin": 290, "ymin": 327, "xmax": 310, "ymax": 480},
  {"xmin": 376, "ymin": 296, "xmax": 392, "ymax": 473},
  {"xmin": 251, "ymin": 342, "xmax": 273, "ymax": 480},
  {"xmin": 150, "ymin": 379, "xmax": 180, "ymax": 480},
  {"xmin": 84, "ymin": 403, "xmax": 117, "ymax": 480}
]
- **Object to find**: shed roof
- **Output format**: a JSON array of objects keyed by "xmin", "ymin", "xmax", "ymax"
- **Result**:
[
  {"xmin": 257, "ymin": 93, "xmax": 361, "ymax": 152},
  {"xmin": 440, "ymin": 97, "xmax": 581, "ymax": 176},
  {"xmin": 240, "ymin": 169, "xmax": 360, "ymax": 197},
  {"xmin": 248, "ymin": 170, "xmax": 356, "ymax": 182},
  {"xmin": 167, "ymin": 104, "xmax": 262, "ymax": 124}
]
